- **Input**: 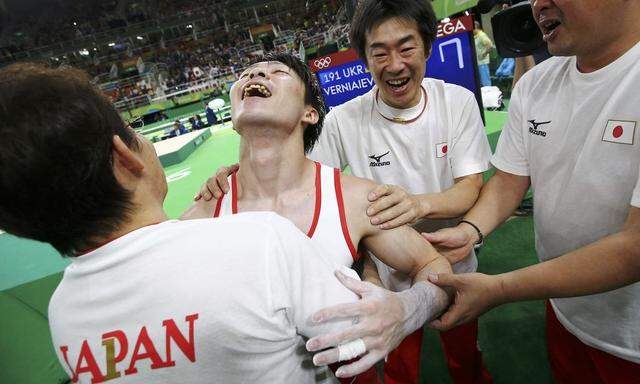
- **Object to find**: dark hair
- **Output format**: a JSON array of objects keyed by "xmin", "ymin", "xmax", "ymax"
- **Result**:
[
  {"xmin": 0, "ymin": 63, "xmax": 139, "ymax": 255},
  {"xmin": 262, "ymin": 52, "xmax": 326, "ymax": 154},
  {"xmin": 350, "ymin": 0, "xmax": 438, "ymax": 60}
]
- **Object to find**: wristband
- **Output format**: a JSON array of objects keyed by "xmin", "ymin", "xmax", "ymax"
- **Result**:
[{"xmin": 460, "ymin": 220, "xmax": 484, "ymax": 246}]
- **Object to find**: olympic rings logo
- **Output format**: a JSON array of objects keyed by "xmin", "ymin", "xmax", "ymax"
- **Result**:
[{"xmin": 314, "ymin": 57, "xmax": 332, "ymax": 69}]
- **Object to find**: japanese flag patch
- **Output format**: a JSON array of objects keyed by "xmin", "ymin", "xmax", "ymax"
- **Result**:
[
  {"xmin": 602, "ymin": 120, "xmax": 636, "ymax": 145},
  {"xmin": 436, "ymin": 142, "xmax": 448, "ymax": 158}
]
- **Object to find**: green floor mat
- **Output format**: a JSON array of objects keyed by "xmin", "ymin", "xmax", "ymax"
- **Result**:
[{"xmin": 0, "ymin": 273, "xmax": 68, "ymax": 384}]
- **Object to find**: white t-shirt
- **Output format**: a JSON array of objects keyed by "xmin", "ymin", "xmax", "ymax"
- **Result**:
[
  {"xmin": 309, "ymin": 78, "xmax": 492, "ymax": 288},
  {"xmin": 492, "ymin": 41, "xmax": 640, "ymax": 363},
  {"xmin": 48, "ymin": 214, "xmax": 358, "ymax": 383}
]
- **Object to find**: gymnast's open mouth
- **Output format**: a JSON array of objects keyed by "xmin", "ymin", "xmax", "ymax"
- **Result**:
[{"xmin": 242, "ymin": 82, "xmax": 272, "ymax": 99}]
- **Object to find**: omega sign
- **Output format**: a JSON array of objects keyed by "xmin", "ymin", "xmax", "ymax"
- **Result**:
[{"xmin": 436, "ymin": 15, "xmax": 472, "ymax": 38}]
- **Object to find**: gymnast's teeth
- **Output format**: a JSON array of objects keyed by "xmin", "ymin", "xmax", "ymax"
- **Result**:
[{"xmin": 243, "ymin": 84, "xmax": 271, "ymax": 98}]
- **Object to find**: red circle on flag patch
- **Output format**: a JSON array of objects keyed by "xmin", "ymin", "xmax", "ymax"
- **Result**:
[
  {"xmin": 613, "ymin": 125, "xmax": 624, "ymax": 138},
  {"xmin": 442, "ymin": 145, "xmax": 448, "ymax": 154}
]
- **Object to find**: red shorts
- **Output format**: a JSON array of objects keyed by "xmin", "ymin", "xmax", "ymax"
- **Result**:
[
  {"xmin": 384, "ymin": 321, "xmax": 492, "ymax": 384},
  {"xmin": 546, "ymin": 301, "xmax": 640, "ymax": 384}
]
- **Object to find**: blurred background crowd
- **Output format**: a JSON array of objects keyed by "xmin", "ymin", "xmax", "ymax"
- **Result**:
[{"xmin": 0, "ymin": 0, "xmax": 347, "ymax": 110}]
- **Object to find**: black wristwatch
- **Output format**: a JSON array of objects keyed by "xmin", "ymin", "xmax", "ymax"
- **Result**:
[{"xmin": 460, "ymin": 220, "xmax": 484, "ymax": 248}]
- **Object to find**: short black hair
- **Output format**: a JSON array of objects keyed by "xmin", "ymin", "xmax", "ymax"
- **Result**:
[
  {"xmin": 262, "ymin": 52, "xmax": 326, "ymax": 154},
  {"xmin": 350, "ymin": 0, "xmax": 438, "ymax": 60},
  {"xmin": 0, "ymin": 63, "xmax": 139, "ymax": 255}
]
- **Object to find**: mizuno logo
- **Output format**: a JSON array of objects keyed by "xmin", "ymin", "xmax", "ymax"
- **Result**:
[
  {"xmin": 369, "ymin": 151, "xmax": 389, "ymax": 163},
  {"xmin": 528, "ymin": 120, "xmax": 551, "ymax": 137},
  {"xmin": 369, "ymin": 151, "xmax": 391, "ymax": 167}
]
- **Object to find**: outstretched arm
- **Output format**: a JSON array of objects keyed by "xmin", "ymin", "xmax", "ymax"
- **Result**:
[
  {"xmin": 306, "ymin": 175, "xmax": 452, "ymax": 377},
  {"xmin": 429, "ymin": 206, "xmax": 640, "ymax": 330},
  {"xmin": 500, "ymin": 206, "xmax": 640, "ymax": 298}
]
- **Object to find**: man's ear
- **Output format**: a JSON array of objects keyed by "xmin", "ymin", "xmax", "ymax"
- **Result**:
[
  {"xmin": 302, "ymin": 106, "xmax": 319, "ymax": 126},
  {"xmin": 112, "ymin": 135, "xmax": 145, "ymax": 178}
]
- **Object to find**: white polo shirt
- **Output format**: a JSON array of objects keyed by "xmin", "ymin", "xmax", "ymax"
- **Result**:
[
  {"xmin": 49, "ymin": 214, "xmax": 358, "ymax": 383},
  {"xmin": 309, "ymin": 78, "xmax": 491, "ymax": 288},
  {"xmin": 492, "ymin": 41, "xmax": 640, "ymax": 363}
]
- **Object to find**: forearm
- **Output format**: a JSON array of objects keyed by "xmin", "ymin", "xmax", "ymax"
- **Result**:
[
  {"xmin": 399, "ymin": 273, "xmax": 450, "ymax": 335},
  {"xmin": 399, "ymin": 254, "xmax": 453, "ymax": 334},
  {"xmin": 364, "ymin": 231, "xmax": 453, "ymax": 333},
  {"xmin": 368, "ymin": 244, "xmax": 453, "ymax": 331},
  {"xmin": 420, "ymin": 174, "xmax": 483, "ymax": 219},
  {"xmin": 497, "ymin": 229, "xmax": 640, "ymax": 304},
  {"xmin": 463, "ymin": 170, "xmax": 530, "ymax": 237}
]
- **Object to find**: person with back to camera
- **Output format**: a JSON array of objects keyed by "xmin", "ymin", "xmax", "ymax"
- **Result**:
[{"xmin": 0, "ymin": 62, "xmax": 382, "ymax": 383}]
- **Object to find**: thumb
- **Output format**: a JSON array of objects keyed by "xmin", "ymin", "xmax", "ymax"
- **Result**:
[
  {"xmin": 230, "ymin": 163, "xmax": 240, "ymax": 172},
  {"xmin": 335, "ymin": 269, "xmax": 372, "ymax": 296},
  {"xmin": 428, "ymin": 273, "xmax": 458, "ymax": 289},
  {"xmin": 429, "ymin": 306, "xmax": 461, "ymax": 331},
  {"xmin": 421, "ymin": 231, "xmax": 447, "ymax": 243}
]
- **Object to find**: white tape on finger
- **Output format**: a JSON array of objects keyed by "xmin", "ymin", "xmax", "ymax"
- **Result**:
[{"xmin": 337, "ymin": 338, "xmax": 366, "ymax": 362}]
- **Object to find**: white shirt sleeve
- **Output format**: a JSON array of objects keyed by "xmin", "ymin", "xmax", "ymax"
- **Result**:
[
  {"xmin": 308, "ymin": 110, "xmax": 348, "ymax": 170},
  {"xmin": 631, "ymin": 166, "xmax": 640, "ymax": 208},
  {"xmin": 448, "ymin": 90, "xmax": 492, "ymax": 178},
  {"xmin": 266, "ymin": 214, "xmax": 358, "ymax": 338},
  {"xmin": 491, "ymin": 81, "xmax": 531, "ymax": 176}
]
